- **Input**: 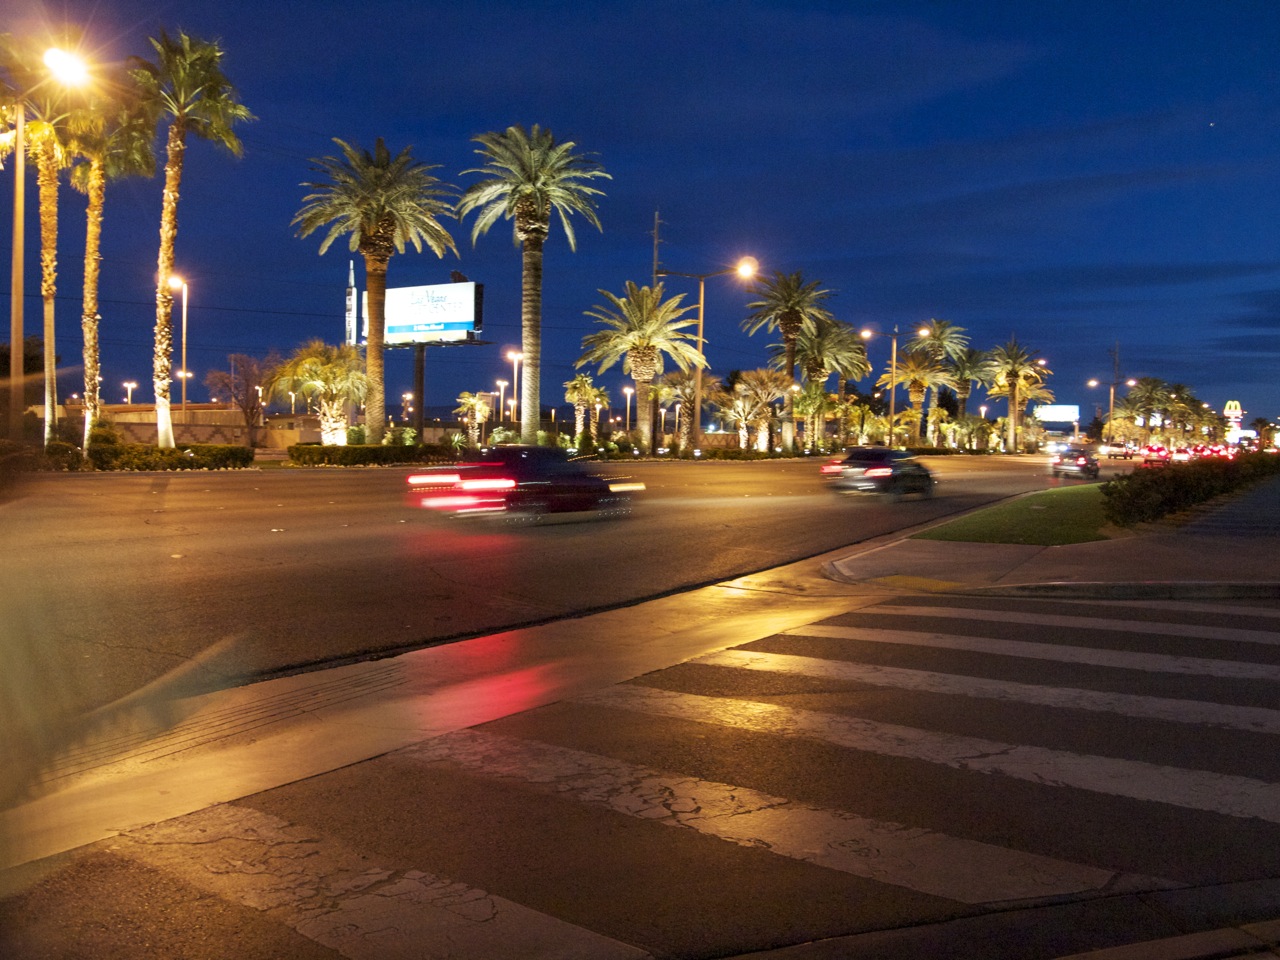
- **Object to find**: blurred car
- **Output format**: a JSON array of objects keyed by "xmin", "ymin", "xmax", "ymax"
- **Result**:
[
  {"xmin": 1050, "ymin": 447, "xmax": 1100, "ymax": 479},
  {"xmin": 1100, "ymin": 442, "xmax": 1135, "ymax": 459},
  {"xmin": 821, "ymin": 447, "xmax": 934, "ymax": 498},
  {"xmin": 406, "ymin": 445, "xmax": 642, "ymax": 522},
  {"xmin": 1142, "ymin": 444, "xmax": 1171, "ymax": 466},
  {"xmin": 1171, "ymin": 447, "xmax": 1193, "ymax": 463}
]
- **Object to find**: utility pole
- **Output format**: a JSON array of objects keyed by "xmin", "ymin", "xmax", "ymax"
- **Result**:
[{"xmin": 650, "ymin": 210, "xmax": 663, "ymax": 287}]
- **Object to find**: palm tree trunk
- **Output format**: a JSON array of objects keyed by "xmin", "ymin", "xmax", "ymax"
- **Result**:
[
  {"xmin": 153, "ymin": 122, "xmax": 186, "ymax": 449},
  {"xmin": 37, "ymin": 145, "xmax": 59, "ymax": 446},
  {"xmin": 781, "ymin": 336, "xmax": 797, "ymax": 450},
  {"xmin": 81, "ymin": 161, "xmax": 105, "ymax": 450},
  {"xmin": 636, "ymin": 378, "xmax": 654, "ymax": 454},
  {"xmin": 910, "ymin": 388, "xmax": 926, "ymax": 443},
  {"xmin": 363, "ymin": 253, "xmax": 389, "ymax": 444},
  {"xmin": 1006, "ymin": 381, "xmax": 1020, "ymax": 453},
  {"xmin": 520, "ymin": 235, "xmax": 544, "ymax": 444}
]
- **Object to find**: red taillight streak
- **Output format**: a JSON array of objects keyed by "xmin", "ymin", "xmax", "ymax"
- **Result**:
[
  {"xmin": 408, "ymin": 472, "xmax": 460, "ymax": 486},
  {"xmin": 820, "ymin": 464, "xmax": 843, "ymax": 475},
  {"xmin": 460, "ymin": 477, "xmax": 517, "ymax": 491}
]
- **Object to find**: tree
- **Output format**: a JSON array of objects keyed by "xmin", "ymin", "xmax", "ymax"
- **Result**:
[
  {"xmin": 742, "ymin": 270, "xmax": 834, "ymax": 450},
  {"xmin": 454, "ymin": 392, "xmax": 491, "ymax": 447},
  {"xmin": 68, "ymin": 72, "xmax": 155, "ymax": 449},
  {"xmin": 878, "ymin": 351, "xmax": 952, "ymax": 444},
  {"xmin": 294, "ymin": 138, "xmax": 456, "ymax": 446},
  {"xmin": 563, "ymin": 373, "xmax": 597, "ymax": 441},
  {"xmin": 577, "ymin": 281, "xmax": 702, "ymax": 454},
  {"xmin": 988, "ymin": 338, "xmax": 1051, "ymax": 453},
  {"xmin": 775, "ymin": 316, "xmax": 868, "ymax": 447},
  {"xmin": 948, "ymin": 347, "xmax": 996, "ymax": 418},
  {"xmin": 204, "ymin": 351, "xmax": 279, "ymax": 436},
  {"xmin": 130, "ymin": 30, "xmax": 253, "ymax": 449},
  {"xmin": 458, "ymin": 124, "xmax": 609, "ymax": 443},
  {"xmin": 716, "ymin": 368, "xmax": 792, "ymax": 451},
  {"xmin": 1125, "ymin": 377, "xmax": 1172, "ymax": 443},
  {"xmin": 265, "ymin": 340, "xmax": 366, "ymax": 446}
]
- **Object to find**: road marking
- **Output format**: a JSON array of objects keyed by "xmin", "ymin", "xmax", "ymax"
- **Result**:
[
  {"xmin": 782, "ymin": 625, "xmax": 1280, "ymax": 681},
  {"xmin": 407, "ymin": 729, "xmax": 1170, "ymax": 905},
  {"xmin": 121, "ymin": 804, "xmax": 650, "ymax": 960},
  {"xmin": 698, "ymin": 649, "xmax": 1280, "ymax": 733},
  {"xmin": 577, "ymin": 685, "xmax": 1280, "ymax": 823},
  {"xmin": 1088, "ymin": 599, "xmax": 1280, "ymax": 621},
  {"xmin": 866, "ymin": 605, "xmax": 1280, "ymax": 647}
]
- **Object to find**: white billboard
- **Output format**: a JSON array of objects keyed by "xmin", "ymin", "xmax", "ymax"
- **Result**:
[
  {"xmin": 1032, "ymin": 404, "xmax": 1081, "ymax": 422},
  {"xmin": 367, "ymin": 282, "xmax": 484, "ymax": 345}
]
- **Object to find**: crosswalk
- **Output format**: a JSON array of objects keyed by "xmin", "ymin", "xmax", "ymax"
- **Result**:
[{"xmin": 11, "ymin": 593, "xmax": 1280, "ymax": 959}]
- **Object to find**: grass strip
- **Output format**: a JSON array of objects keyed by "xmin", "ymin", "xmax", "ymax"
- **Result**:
[{"xmin": 914, "ymin": 483, "xmax": 1109, "ymax": 545}]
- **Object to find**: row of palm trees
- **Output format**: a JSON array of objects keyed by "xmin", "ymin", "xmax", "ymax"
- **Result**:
[{"xmin": 2, "ymin": 29, "xmax": 252, "ymax": 449}]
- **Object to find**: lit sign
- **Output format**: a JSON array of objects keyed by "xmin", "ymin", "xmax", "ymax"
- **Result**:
[
  {"xmin": 1224, "ymin": 400, "xmax": 1243, "ymax": 422},
  {"xmin": 367, "ymin": 282, "xmax": 484, "ymax": 345},
  {"xmin": 1032, "ymin": 404, "xmax": 1081, "ymax": 422}
]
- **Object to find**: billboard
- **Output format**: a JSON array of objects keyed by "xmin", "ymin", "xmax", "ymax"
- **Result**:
[
  {"xmin": 1032, "ymin": 404, "xmax": 1081, "ymax": 422},
  {"xmin": 370, "ymin": 282, "xmax": 484, "ymax": 345}
]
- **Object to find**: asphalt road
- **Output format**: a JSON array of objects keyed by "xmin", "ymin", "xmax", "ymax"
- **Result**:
[{"xmin": 1, "ymin": 455, "xmax": 1056, "ymax": 717}]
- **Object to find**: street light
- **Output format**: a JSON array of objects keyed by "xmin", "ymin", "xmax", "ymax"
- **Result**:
[
  {"xmin": 496, "ymin": 379, "xmax": 507, "ymax": 424},
  {"xmin": 655, "ymin": 256, "xmax": 758, "ymax": 450},
  {"xmin": 123, "ymin": 381, "xmax": 137, "ymax": 404},
  {"xmin": 507, "ymin": 351, "xmax": 522, "ymax": 426},
  {"xmin": 622, "ymin": 385, "xmax": 633, "ymax": 433},
  {"xmin": 861, "ymin": 324, "xmax": 929, "ymax": 447},
  {"xmin": 1088, "ymin": 376, "xmax": 1137, "ymax": 450},
  {"xmin": 168, "ymin": 275, "xmax": 189, "ymax": 417},
  {"xmin": 7, "ymin": 47, "xmax": 89, "ymax": 442}
]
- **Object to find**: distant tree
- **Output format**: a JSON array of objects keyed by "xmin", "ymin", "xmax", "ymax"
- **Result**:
[
  {"xmin": 563, "ymin": 373, "xmax": 597, "ymax": 440},
  {"xmin": 454, "ymin": 392, "xmax": 491, "ymax": 447},
  {"xmin": 988, "ymin": 339, "xmax": 1052, "ymax": 452},
  {"xmin": 264, "ymin": 340, "xmax": 365, "ymax": 446},
  {"xmin": 205, "ymin": 351, "xmax": 279, "ymax": 435}
]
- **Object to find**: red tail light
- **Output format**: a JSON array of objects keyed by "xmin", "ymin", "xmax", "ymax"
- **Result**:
[
  {"xmin": 864, "ymin": 467, "xmax": 893, "ymax": 478},
  {"xmin": 459, "ymin": 477, "xmax": 517, "ymax": 492},
  {"xmin": 820, "ymin": 462, "xmax": 844, "ymax": 475},
  {"xmin": 408, "ymin": 472, "xmax": 460, "ymax": 486},
  {"xmin": 1076, "ymin": 456, "xmax": 1088, "ymax": 465}
]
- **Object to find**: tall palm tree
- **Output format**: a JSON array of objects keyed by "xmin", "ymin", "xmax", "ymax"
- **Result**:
[
  {"xmin": 266, "ymin": 339, "xmax": 366, "ymax": 446},
  {"xmin": 1124, "ymin": 377, "xmax": 1171, "ymax": 443},
  {"xmin": 577, "ymin": 281, "xmax": 702, "ymax": 454},
  {"xmin": 742, "ymin": 270, "xmax": 834, "ymax": 449},
  {"xmin": 949, "ymin": 347, "xmax": 996, "ymax": 418},
  {"xmin": 734, "ymin": 368, "xmax": 792, "ymax": 451},
  {"xmin": 657, "ymin": 368, "xmax": 720, "ymax": 453},
  {"xmin": 458, "ymin": 124, "xmax": 610, "ymax": 444},
  {"xmin": 988, "ymin": 338, "xmax": 1051, "ymax": 453},
  {"xmin": 587, "ymin": 384, "xmax": 610, "ymax": 447},
  {"xmin": 905, "ymin": 319, "xmax": 968, "ymax": 445},
  {"xmin": 454, "ymin": 392, "xmax": 491, "ymax": 447},
  {"xmin": 1, "ymin": 34, "xmax": 86, "ymax": 445},
  {"xmin": 293, "ymin": 137, "xmax": 456, "ymax": 445},
  {"xmin": 563, "ymin": 373, "xmax": 597, "ymax": 441},
  {"xmin": 130, "ymin": 30, "xmax": 252, "ymax": 448},
  {"xmin": 878, "ymin": 351, "xmax": 952, "ymax": 444},
  {"xmin": 776, "ymin": 317, "xmax": 868, "ymax": 447},
  {"xmin": 68, "ymin": 75, "xmax": 155, "ymax": 449}
]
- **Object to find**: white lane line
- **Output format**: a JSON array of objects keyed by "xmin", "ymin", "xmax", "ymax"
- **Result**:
[
  {"xmin": 406, "ymin": 729, "xmax": 1171, "ymax": 905},
  {"xmin": 122, "ymin": 804, "xmax": 650, "ymax": 960},
  {"xmin": 866, "ymin": 606, "xmax": 1280, "ymax": 647},
  {"xmin": 782, "ymin": 625, "xmax": 1280, "ymax": 681},
  {"xmin": 1088, "ymin": 600, "xmax": 1280, "ymax": 621},
  {"xmin": 576, "ymin": 685, "xmax": 1280, "ymax": 824},
  {"xmin": 698, "ymin": 649, "xmax": 1280, "ymax": 734}
]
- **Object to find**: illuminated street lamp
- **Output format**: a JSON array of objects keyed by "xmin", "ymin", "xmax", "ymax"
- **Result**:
[
  {"xmin": 655, "ymin": 256, "xmax": 758, "ymax": 450},
  {"xmin": 1088, "ymin": 376, "xmax": 1137, "ymax": 450},
  {"xmin": 167, "ymin": 275, "xmax": 190, "ymax": 417},
  {"xmin": 7, "ymin": 47, "xmax": 89, "ymax": 442},
  {"xmin": 861, "ymin": 324, "xmax": 929, "ymax": 447},
  {"xmin": 123, "ymin": 381, "xmax": 137, "ymax": 404},
  {"xmin": 507, "ymin": 351, "xmax": 522, "ymax": 426},
  {"xmin": 496, "ymin": 379, "xmax": 507, "ymax": 424},
  {"xmin": 622, "ymin": 385, "xmax": 633, "ymax": 433}
]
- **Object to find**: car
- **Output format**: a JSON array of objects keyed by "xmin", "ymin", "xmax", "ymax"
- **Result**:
[
  {"xmin": 406, "ymin": 445, "xmax": 642, "ymax": 522},
  {"xmin": 1101, "ymin": 442, "xmax": 1135, "ymax": 459},
  {"xmin": 821, "ymin": 446, "xmax": 934, "ymax": 499},
  {"xmin": 1142, "ymin": 444, "xmax": 1171, "ymax": 466},
  {"xmin": 1050, "ymin": 446, "xmax": 1100, "ymax": 479}
]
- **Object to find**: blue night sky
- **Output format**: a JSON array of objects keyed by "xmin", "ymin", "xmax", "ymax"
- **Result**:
[{"xmin": 6, "ymin": 0, "xmax": 1280, "ymax": 424}]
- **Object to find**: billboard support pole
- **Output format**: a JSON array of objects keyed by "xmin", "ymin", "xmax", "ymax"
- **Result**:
[{"xmin": 413, "ymin": 344, "xmax": 426, "ymax": 439}]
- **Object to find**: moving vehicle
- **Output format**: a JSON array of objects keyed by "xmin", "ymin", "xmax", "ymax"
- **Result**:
[
  {"xmin": 1050, "ymin": 447, "xmax": 1100, "ymax": 479},
  {"xmin": 406, "ymin": 445, "xmax": 642, "ymax": 522},
  {"xmin": 821, "ymin": 447, "xmax": 934, "ymax": 499}
]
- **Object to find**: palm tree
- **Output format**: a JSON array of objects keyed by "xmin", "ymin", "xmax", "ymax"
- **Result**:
[
  {"xmin": 949, "ymin": 347, "xmax": 996, "ymax": 418},
  {"xmin": 905, "ymin": 320, "xmax": 968, "ymax": 445},
  {"xmin": 1125, "ymin": 377, "xmax": 1172, "ymax": 443},
  {"xmin": 563, "ymin": 373, "xmax": 597, "ymax": 441},
  {"xmin": 454, "ymin": 392, "xmax": 491, "ymax": 447},
  {"xmin": 266, "ymin": 339, "xmax": 366, "ymax": 446},
  {"xmin": 68, "ymin": 75, "xmax": 155, "ymax": 449},
  {"xmin": 587, "ymin": 384, "xmax": 610, "ymax": 447},
  {"xmin": 742, "ymin": 270, "xmax": 834, "ymax": 449},
  {"xmin": 577, "ymin": 281, "xmax": 702, "ymax": 454},
  {"xmin": 293, "ymin": 138, "xmax": 456, "ymax": 445},
  {"xmin": 878, "ymin": 351, "xmax": 952, "ymax": 444},
  {"xmin": 458, "ymin": 124, "xmax": 610, "ymax": 444},
  {"xmin": 734, "ymin": 368, "xmax": 792, "ymax": 451},
  {"xmin": 657, "ymin": 369, "xmax": 720, "ymax": 453},
  {"xmin": 130, "ymin": 30, "xmax": 252, "ymax": 448},
  {"xmin": 988, "ymin": 338, "xmax": 1051, "ymax": 452},
  {"xmin": 776, "ymin": 317, "xmax": 868, "ymax": 447},
  {"xmin": 1, "ymin": 35, "xmax": 86, "ymax": 445}
]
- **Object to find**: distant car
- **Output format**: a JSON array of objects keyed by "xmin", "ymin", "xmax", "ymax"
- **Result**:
[
  {"xmin": 1142, "ymin": 445, "xmax": 1171, "ymax": 466},
  {"xmin": 1050, "ymin": 447, "xmax": 1100, "ymax": 479},
  {"xmin": 821, "ymin": 447, "xmax": 934, "ymax": 499},
  {"xmin": 1101, "ymin": 442, "xmax": 1135, "ymax": 459},
  {"xmin": 406, "ymin": 445, "xmax": 642, "ymax": 522}
]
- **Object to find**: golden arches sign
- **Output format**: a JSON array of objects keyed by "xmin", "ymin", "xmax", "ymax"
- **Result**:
[{"xmin": 1224, "ymin": 400, "xmax": 1243, "ymax": 421}]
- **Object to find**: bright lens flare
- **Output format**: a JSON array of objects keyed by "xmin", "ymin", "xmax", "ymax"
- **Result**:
[{"xmin": 43, "ymin": 48, "xmax": 89, "ymax": 85}]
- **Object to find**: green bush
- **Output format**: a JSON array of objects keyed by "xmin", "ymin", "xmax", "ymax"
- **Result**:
[
  {"xmin": 287, "ymin": 443, "xmax": 455, "ymax": 466},
  {"xmin": 1101, "ymin": 453, "xmax": 1280, "ymax": 526},
  {"xmin": 86, "ymin": 443, "xmax": 254, "ymax": 471},
  {"xmin": 39, "ymin": 440, "xmax": 84, "ymax": 471}
]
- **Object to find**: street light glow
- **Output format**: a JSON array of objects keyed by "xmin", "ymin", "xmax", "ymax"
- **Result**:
[{"xmin": 42, "ymin": 48, "xmax": 89, "ymax": 86}]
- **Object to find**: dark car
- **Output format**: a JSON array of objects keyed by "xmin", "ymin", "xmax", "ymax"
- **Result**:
[
  {"xmin": 1050, "ymin": 447, "xmax": 1100, "ymax": 479},
  {"xmin": 406, "ymin": 445, "xmax": 641, "ymax": 522},
  {"xmin": 821, "ymin": 447, "xmax": 934, "ymax": 499}
]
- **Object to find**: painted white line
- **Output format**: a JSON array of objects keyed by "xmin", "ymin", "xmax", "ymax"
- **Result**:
[
  {"xmin": 782, "ymin": 624, "xmax": 1280, "ymax": 681},
  {"xmin": 698, "ymin": 648, "xmax": 1280, "ymax": 733},
  {"xmin": 407, "ymin": 729, "xmax": 1171, "ymax": 905},
  {"xmin": 122, "ymin": 804, "xmax": 650, "ymax": 960},
  {"xmin": 1088, "ymin": 599, "xmax": 1280, "ymax": 621},
  {"xmin": 577, "ymin": 686, "xmax": 1280, "ymax": 823},
  {"xmin": 868, "ymin": 605, "xmax": 1280, "ymax": 647}
]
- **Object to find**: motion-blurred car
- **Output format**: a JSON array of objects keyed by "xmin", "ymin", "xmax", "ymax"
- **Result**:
[
  {"xmin": 1050, "ymin": 447, "xmax": 1100, "ymax": 479},
  {"xmin": 1142, "ymin": 445, "xmax": 1171, "ymax": 466},
  {"xmin": 821, "ymin": 447, "xmax": 934, "ymax": 499},
  {"xmin": 1100, "ymin": 442, "xmax": 1135, "ymax": 459},
  {"xmin": 406, "ymin": 445, "xmax": 642, "ymax": 522}
]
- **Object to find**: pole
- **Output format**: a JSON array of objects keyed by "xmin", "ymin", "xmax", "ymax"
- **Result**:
[
  {"xmin": 8, "ymin": 106, "xmax": 24, "ymax": 441},
  {"xmin": 693, "ymin": 277, "xmax": 706, "ymax": 450},
  {"xmin": 888, "ymin": 326, "xmax": 898, "ymax": 447},
  {"xmin": 180, "ymin": 282, "xmax": 188, "ymax": 418}
]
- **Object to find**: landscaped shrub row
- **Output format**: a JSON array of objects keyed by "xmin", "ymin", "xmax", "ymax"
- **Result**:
[
  {"xmin": 287, "ymin": 443, "xmax": 456, "ymax": 466},
  {"xmin": 1100, "ymin": 453, "xmax": 1280, "ymax": 526},
  {"xmin": 87, "ymin": 443, "xmax": 255, "ymax": 471}
]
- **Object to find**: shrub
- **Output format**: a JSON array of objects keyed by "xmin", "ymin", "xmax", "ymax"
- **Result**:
[
  {"xmin": 287, "ymin": 443, "xmax": 455, "ymax": 466},
  {"xmin": 1101, "ymin": 453, "xmax": 1280, "ymax": 526},
  {"xmin": 86, "ymin": 443, "xmax": 254, "ymax": 471},
  {"xmin": 39, "ymin": 440, "xmax": 84, "ymax": 471}
]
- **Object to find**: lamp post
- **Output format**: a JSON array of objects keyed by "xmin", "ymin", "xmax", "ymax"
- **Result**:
[
  {"xmin": 861, "ymin": 325, "xmax": 929, "ymax": 447},
  {"xmin": 167, "ymin": 275, "xmax": 189, "ymax": 418},
  {"xmin": 7, "ymin": 47, "xmax": 88, "ymax": 442},
  {"xmin": 623, "ymin": 385, "xmax": 633, "ymax": 434},
  {"xmin": 655, "ymin": 256, "xmax": 758, "ymax": 451},
  {"xmin": 123, "ymin": 381, "xmax": 137, "ymax": 404},
  {"xmin": 507, "ymin": 351, "xmax": 522, "ymax": 427},
  {"xmin": 496, "ymin": 379, "xmax": 507, "ymax": 425}
]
